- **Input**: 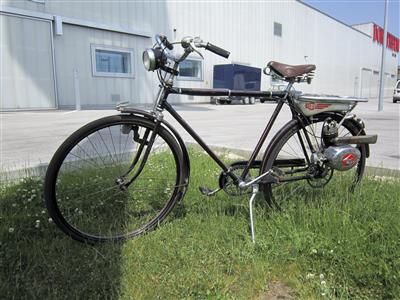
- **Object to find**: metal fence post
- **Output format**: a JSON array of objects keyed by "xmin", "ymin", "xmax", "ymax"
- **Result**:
[{"xmin": 378, "ymin": 0, "xmax": 388, "ymax": 112}]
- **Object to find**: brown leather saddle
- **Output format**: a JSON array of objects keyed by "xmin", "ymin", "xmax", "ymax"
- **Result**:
[{"xmin": 267, "ymin": 61, "xmax": 316, "ymax": 78}]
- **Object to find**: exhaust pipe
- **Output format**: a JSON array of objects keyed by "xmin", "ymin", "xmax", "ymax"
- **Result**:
[{"xmin": 333, "ymin": 134, "xmax": 377, "ymax": 145}]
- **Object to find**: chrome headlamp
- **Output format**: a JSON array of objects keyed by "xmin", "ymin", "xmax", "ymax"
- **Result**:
[{"xmin": 142, "ymin": 48, "xmax": 166, "ymax": 71}]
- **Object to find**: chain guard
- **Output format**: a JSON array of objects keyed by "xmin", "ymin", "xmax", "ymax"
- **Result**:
[{"xmin": 219, "ymin": 161, "xmax": 261, "ymax": 196}]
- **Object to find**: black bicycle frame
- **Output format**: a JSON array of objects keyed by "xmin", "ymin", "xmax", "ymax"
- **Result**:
[{"xmin": 153, "ymin": 86, "xmax": 308, "ymax": 183}]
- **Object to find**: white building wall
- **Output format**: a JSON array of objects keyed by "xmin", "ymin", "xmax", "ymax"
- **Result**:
[
  {"xmin": 1, "ymin": 0, "xmax": 398, "ymax": 109},
  {"xmin": 352, "ymin": 23, "xmax": 373, "ymax": 37},
  {"xmin": 53, "ymin": 24, "xmax": 154, "ymax": 108},
  {"xmin": 0, "ymin": 13, "xmax": 56, "ymax": 110}
]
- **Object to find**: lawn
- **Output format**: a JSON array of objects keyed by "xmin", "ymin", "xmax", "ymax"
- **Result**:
[{"xmin": 1, "ymin": 149, "xmax": 399, "ymax": 299}]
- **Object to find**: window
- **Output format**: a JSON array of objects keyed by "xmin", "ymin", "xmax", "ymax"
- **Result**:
[
  {"xmin": 177, "ymin": 58, "xmax": 203, "ymax": 81},
  {"xmin": 91, "ymin": 45, "xmax": 134, "ymax": 78},
  {"xmin": 274, "ymin": 22, "xmax": 282, "ymax": 37}
]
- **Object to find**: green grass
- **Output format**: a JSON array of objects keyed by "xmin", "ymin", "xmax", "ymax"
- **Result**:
[{"xmin": 1, "ymin": 148, "xmax": 399, "ymax": 299}]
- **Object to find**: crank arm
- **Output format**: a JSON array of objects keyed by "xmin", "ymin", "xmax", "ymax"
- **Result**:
[{"xmin": 199, "ymin": 186, "xmax": 222, "ymax": 197}]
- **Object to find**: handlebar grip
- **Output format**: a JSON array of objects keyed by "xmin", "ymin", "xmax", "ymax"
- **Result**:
[
  {"xmin": 161, "ymin": 35, "xmax": 174, "ymax": 50},
  {"xmin": 205, "ymin": 43, "xmax": 230, "ymax": 58}
]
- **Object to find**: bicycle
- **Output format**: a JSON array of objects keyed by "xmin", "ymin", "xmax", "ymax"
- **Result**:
[{"xmin": 44, "ymin": 34, "xmax": 377, "ymax": 243}]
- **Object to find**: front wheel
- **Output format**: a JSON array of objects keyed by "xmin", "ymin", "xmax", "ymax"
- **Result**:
[
  {"xmin": 260, "ymin": 114, "xmax": 366, "ymax": 208},
  {"xmin": 44, "ymin": 115, "xmax": 187, "ymax": 243}
]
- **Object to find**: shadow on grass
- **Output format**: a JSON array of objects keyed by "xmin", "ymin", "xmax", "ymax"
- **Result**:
[{"xmin": 0, "ymin": 177, "xmax": 123, "ymax": 299}]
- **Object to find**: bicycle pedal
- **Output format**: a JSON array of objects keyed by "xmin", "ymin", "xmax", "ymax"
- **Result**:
[{"xmin": 199, "ymin": 186, "xmax": 220, "ymax": 197}]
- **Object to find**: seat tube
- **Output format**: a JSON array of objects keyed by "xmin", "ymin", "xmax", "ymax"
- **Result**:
[
  {"xmin": 240, "ymin": 81, "xmax": 293, "ymax": 179},
  {"xmin": 240, "ymin": 100, "xmax": 285, "ymax": 179}
]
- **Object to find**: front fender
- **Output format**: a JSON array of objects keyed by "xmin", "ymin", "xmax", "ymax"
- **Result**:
[{"xmin": 119, "ymin": 107, "xmax": 191, "ymax": 178}]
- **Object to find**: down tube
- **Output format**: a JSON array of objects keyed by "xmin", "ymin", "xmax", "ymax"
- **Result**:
[{"xmin": 163, "ymin": 102, "xmax": 232, "ymax": 175}]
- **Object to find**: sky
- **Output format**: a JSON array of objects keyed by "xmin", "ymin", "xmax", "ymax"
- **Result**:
[{"xmin": 301, "ymin": 0, "xmax": 400, "ymax": 37}]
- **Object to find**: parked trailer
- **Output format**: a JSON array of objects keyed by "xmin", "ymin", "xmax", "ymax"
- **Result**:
[{"xmin": 212, "ymin": 64, "xmax": 262, "ymax": 104}]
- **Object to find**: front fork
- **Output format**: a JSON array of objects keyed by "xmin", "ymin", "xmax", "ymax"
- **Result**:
[
  {"xmin": 116, "ymin": 87, "xmax": 170, "ymax": 190},
  {"xmin": 116, "ymin": 118, "xmax": 163, "ymax": 190}
]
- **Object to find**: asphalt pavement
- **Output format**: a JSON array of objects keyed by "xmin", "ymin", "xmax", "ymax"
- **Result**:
[{"xmin": 1, "ymin": 97, "xmax": 399, "ymax": 175}]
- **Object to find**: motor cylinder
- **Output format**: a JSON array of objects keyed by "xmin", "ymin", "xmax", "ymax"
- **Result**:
[
  {"xmin": 324, "ymin": 145, "xmax": 360, "ymax": 171},
  {"xmin": 322, "ymin": 118, "xmax": 338, "ymax": 146}
]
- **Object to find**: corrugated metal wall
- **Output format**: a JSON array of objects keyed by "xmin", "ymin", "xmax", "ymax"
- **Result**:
[
  {"xmin": 54, "ymin": 24, "xmax": 153, "ymax": 108},
  {"xmin": 1, "ymin": 0, "xmax": 398, "ymax": 109}
]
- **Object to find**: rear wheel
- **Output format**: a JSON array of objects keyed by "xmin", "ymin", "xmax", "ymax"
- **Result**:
[
  {"xmin": 260, "ymin": 114, "xmax": 366, "ymax": 208},
  {"xmin": 44, "ymin": 115, "xmax": 186, "ymax": 243}
]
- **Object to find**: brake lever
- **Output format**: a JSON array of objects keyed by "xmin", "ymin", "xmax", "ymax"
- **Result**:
[
  {"xmin": 191, "ymin": 46, "xmax": 204, "ymax": 59},
  {"xmin": 193, "ymin": 36, "xmax": 207, "ymax": 48}
]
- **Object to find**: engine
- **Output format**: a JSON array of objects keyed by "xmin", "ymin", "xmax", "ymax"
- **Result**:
[
  {"xmin": 321, "ymin": 117, "xmax": 360, "ymax": 171},
  {"xmin": 324, "ymin": 145, "xmax": 361, "ymax": 171}
]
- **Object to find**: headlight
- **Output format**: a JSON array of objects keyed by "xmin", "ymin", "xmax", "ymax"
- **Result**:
[
  {"xmin": 142, "ymin": 49, "xmax": 156, "ymax": 71},
  {"xmin": 142, "ymin": 48, "xmax": 167, "ymax": 71}
]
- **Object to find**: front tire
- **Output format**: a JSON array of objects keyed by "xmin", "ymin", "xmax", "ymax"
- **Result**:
[
  {"xmin": 44, "ymin": 115, "xmax": 186, "ymax": 243},
  {"xmin": 260, "ymin": 114, "xmax": 366, "ymax": 208}
]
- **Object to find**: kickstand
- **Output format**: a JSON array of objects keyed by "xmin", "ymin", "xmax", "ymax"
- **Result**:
[{"xmin": 249, "ymin": 184, "xmax": 259, "ymax": 244}]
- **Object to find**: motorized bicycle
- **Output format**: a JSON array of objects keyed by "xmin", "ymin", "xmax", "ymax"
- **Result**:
[{"xmin": 44, "ymin": 34, "xmax": 377, "ymax": 243}]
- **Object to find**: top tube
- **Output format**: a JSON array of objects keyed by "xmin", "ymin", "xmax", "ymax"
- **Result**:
[{"xmin": 167, "ymin": 87, "xmax": 287, "ymax": 100}]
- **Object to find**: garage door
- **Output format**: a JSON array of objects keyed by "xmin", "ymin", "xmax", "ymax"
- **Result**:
[{"xmin": 0, "ymin": 14, "xmax": 56, "ymax": 110}]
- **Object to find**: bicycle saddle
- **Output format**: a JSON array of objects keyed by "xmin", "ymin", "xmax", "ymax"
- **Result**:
[{"xmin": 267, "ymin": 61, "xmax": 316, "ymax": 78}]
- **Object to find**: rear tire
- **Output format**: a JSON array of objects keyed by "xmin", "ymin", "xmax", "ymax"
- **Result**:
[
  {"xmin": 260, "ymin": 114, "xmax": 366, "ymax": 208},
  {"xmin": 44, "ymin": 115, "xmax": 186, "ymax": 243}
]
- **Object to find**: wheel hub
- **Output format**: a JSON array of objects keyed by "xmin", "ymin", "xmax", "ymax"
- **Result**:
[{"xmin": 307, "ymin": 163, "xmax": 333, "ymax": 188}]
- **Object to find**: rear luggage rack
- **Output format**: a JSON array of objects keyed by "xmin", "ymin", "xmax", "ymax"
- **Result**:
[
  {"xmin": 297, "ymin": 94, "xmax": 368, "ymax": 103},
  {"xmin": 293, "ymin": 93, "xmax": 368, "ymax": 117}
]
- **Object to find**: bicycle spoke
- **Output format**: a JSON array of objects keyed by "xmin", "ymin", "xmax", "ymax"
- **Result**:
[{"xmin": 50, "ymin": 118, "xmax": 183, "ymax": 241}]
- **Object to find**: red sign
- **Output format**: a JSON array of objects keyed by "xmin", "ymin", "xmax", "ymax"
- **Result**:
[
  {"xmin": 304, "ymin": 102, "xmax": 331, "ymax": 110},
  {"xmin": 342, "ymin": 153, "xmax": 357, "ymax": 168},
  {"xmin": 373, "ymin": 24, "xmax": 399, "ymax": 52}
]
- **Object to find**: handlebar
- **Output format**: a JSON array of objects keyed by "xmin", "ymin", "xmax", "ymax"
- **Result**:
[
  {"xmin": 204, "ymin": 42, "xmax": 230, "ymax": 59},
  {"xmin": 156, "ymin": 34, "xmax": 230, "ymax": 59},
  {"xmin": 155, "ymin": 34, "xmax": 174, "ymax": 51},
  {"xmin": 146, "ymin": 34, "xmax": 231, "ymax": 79}
]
